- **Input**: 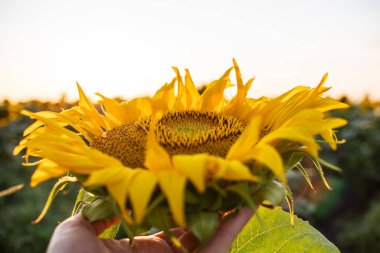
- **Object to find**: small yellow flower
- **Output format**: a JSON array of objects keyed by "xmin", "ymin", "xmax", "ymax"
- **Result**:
[{"xmin": 14, "ymin": 59, "xmax": 348, "ymax": 232}]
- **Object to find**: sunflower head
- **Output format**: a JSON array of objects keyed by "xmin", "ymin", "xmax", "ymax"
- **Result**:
[{"xmin": 14, "ymin": 59, "xmax": 349, "ymax": 244}]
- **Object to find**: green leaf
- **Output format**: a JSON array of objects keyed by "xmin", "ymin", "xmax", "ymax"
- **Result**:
[
  {"xmin": 187, "ymin": 211, "xmax": 218, "ymax": 245},
  {"xmin": 230, "ymin": 207, "xmax": 339, "ymax": 253}
]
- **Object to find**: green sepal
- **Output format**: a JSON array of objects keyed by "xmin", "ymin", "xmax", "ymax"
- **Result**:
[
  {"xmin": 283, "ymin": 183, "xmax": 295, "ymax": 225},
  {"xmin": 144, "ymin": 206, "xmax": 175, "ymax": 231},
  {"xmin": 310, "ymin": 155, "xmax": 332, "ymax": 190},
  {"xmin": 99, "ymin": 221, "xmax": 121, "ymax": 239},
  {"xmin": 319, "ymin": 157, "xmax": 342, "ymax": 173},
  {"xmin": 253, "ymin": 181, "xmax": 285, "ymax": 207},
  {"xmin": 219, "ymin": 191, "xmax": 242, "ymax": 212},
  {"xmin": 295, "ymin": 163, "xmax": 315, "ymax": 191},
  {"xmin": 82, "ymin": 197, "xmax": 116, "ymax": 223},
  {"xmin": 33, "ymin": 176, "xmax": 77, "ymax": 224},
  {"xmin": 72, "ymin": 188, "xmax": 98, "ymax": 216},
  {"xmin": 185, "ymin": 188, "xmax": 200, "ymax": 204},
  {"xmin": 282, "ymin": 151, "xmax": 304, "ymax": 171},
  {"xmin": 226, "ymin": 182, "xmax": 256, "ymax": 210},
  {"xmin": 200, "ymin": 187, "xmax": 220, "ymax": 210},
  {"xmin": 207, "ymin": 181, "xmax": 227, "ymax": 197},
  {"xmin": 209, "ymin": 194, "xmax": 222, "ymax": 211},
  {"xmin": 187, "ymin": 211, "xmax": 219, "ymax": 245},
  {"xmin": 108, "ymin": 199, "xmax": 138, "ymax": 242}
]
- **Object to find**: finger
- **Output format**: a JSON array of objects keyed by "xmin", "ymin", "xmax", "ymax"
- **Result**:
[
  {"xmin": 47, "ymin": 214, "xmax": 99, "ymax": 253},
  {"xmin": 102, "ymin": 236, "xmax": 175, "ymax": 253},
  {"xmin": 153, "ymin": 228, "xmax": 199, "ymax": 253},
  {"xmin": 177, "ymin": 230, "xmax": 200, "ymax": 253},
  {"xmin": 54, "ymin": 214, "xmax": 95, "ymax": 234},
  {"xmin": 200, "ymin": 206, "xmax": 253, "ymax": 253},
  {"xmin": 154, "ymin": 228, "xmax": 188, "ymax": 240},
  {"xmin": 53, "ymin": 214, "xmax": 119, "ymax": 237}
]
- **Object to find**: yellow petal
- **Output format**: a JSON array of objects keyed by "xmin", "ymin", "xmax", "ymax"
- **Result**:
[
  {"xmin": 198, "ymin": 67, "xmax": 232, "ymax": 112},
  {"xmin": 31, "ymin": 160, "xmax": 67, "ymax": 187},
  {"xmin": 151, "ymin": 79, "xmax": 176, "ymax": 115},
  {"xmin": 129, "ymin": 170, "xmax": 158, "ymax": 223},
  {"xmin": 184, "ymin": 69, "xmax": 201, "ymax": 109},
  {"xmin": 21, "ymin": 110, "xmax": 83, "ymax": 142},
  {"xmin": 320, "ymin": 130, "xmax": 338, "ymax": 150},
  {"xmin": 173, "ymin": 67, "xmax": 186, "ymax": 111},
  {"xmin": 126, "ymin": 97, "xmax": 152, "ymax": 118},
  {"xmin": 244, "ymin": 144, "xmax": 286, "ymax": 183},
  {"xmin": 76, "ymin": 83, "xmax": 106, "ymax": 134},
  {"xmin": 227, "ymin": 117, "xmax": 261, "ymax": 160},
  {"xmin": 233, "ymin": 58, "xmax": 244, "ymax": 94},
  {"xmin": 172, "ymin": 154, "xmax": 208, "ymax": 192},
  {"xmin": 84, "ymin": 167, "xmax": 137, "ymax": 216},
  {"xmin": 157, "ymin": 170, "xmax": 186, "ymax": 226},
  {"xmin": 261, "ymin": 128, "xmax": 320, "ymax": 158},
  {"xmin": 312, "ymin": 97, "xmax": 349, "ymax": 112},
  {"xmin": 208, "ymin": 157, "xmax": 258, "ymax": 182},
  {"xmin": 212, "ymin": 158, "xmax": 259, "ymax": 182},
  {"xmin": 144, "ymin": 130, "xmax": 172, "ymax": 172},
  {"xmin": 23, "ymin": 111, "xmax": 57, "ymax": 136},
  {"xmin": 107, "ymin": 171, "xmax": 135, "ymax": 216},
  {"xmin": 222, "ymin": 60, "xmax": 255, "ymax": 121},
  {"xmin": 311, "ymin": 73, "xmax": 328, "ymax": 97},
  {"xmin": 281, "ymin": 109, "xmax": 324, "ymax": 128},
  {"xmin": 95, "ymin": 93, "xmax": 126, "ymax": 125},
  {"xmin": 56, "ymin": 110, "xmax": 96, "ymax": 141}
]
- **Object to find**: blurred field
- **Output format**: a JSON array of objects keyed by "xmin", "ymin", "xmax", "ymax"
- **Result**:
[{"xmin": 1, "ymin": 97, "xmax": 380, "ymax": 253}]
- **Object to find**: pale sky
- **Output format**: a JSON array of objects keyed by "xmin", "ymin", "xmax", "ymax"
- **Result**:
[{"xmin": 0, "ymin": 0, "xmax": 379, "ymax": 102}]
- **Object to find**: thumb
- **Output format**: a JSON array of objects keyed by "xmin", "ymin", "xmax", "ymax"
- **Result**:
[
  {"xmin": 90, "ymin": 216, "xmax": 120, "ymax": 236},
  {"xmin": 55, "ymin": 214, "xmax": 119, "ymax": 236},
  {"xmin": 47, "ymin": 214, "xmax": 118, "ymax": 253},
  {"xmin": 200, "ymin": 207, "xmax": 253, "ymax": 253}
]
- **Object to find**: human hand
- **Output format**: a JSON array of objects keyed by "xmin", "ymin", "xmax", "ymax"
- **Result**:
[{"xmin": 47, "ymin": 207, "xmax": 253, "ymax": 253}]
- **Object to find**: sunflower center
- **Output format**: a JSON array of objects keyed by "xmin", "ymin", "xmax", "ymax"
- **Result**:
[
  {"xmin": 156, "ymin": 111, "xmax": 245, "ymax": 157},
  {"xmin": 92, "ymin": 119, "xmax": 150, "ymax": 168},
  {"xmin": 92, "ymin": 111, "xmax": 245, "ymax": 168}
]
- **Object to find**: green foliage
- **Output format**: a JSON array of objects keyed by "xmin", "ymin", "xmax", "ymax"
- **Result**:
[
  {"xmin": 322, "ymin": 104, "xmax": 380, "ymax": 187},
  {"xmin": 230, "ymin": 207, "xmax": 339, "ymax": 253},
  {"xmin": 337, "ymin": 201, "xmax": 380, "ymax": 253},
  {"xmin": 298, "ymin": 102, "xmax": 380, "ymax": 252},
  {"xmin": 0, "ymin": 104, "xmax": 78, "ymax": 253}
]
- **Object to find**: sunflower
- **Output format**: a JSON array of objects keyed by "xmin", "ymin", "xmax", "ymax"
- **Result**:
[
  {"xmin": 14, "ymin": 59, "xmax": 348, "ymax": 243},
  {"xmin": 0, "ymin": 100, "xmax": 21, "ymax": 127}
]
